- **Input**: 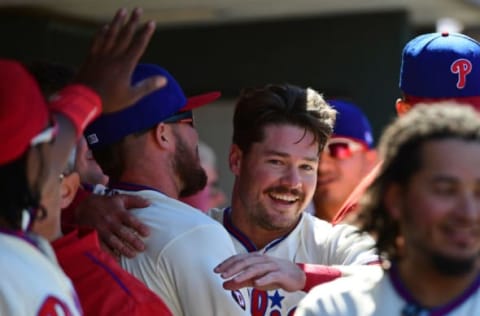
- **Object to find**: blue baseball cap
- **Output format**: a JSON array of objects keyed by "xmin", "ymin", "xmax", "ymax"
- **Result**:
[
  {"xmin": 85, "ymin": 64, "xmax": 220, "ymax": 149},
  {"xmin": 328, "ymin": 100, "xmax": 374, "ymax": 148},
  {"xmin": 400, "ymin": 32, "xmax": 480, "ymax": 107}
]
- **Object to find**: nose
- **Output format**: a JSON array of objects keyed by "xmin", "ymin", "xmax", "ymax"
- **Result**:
[
  {"xmin": 318, "ymin": 151, "xmax": 336, "ymax": 175},
  {"xmin": 457, "ymin": 190, "xmax": 480, "ymax": 223},
  {"xmin": 280, "ymin": 166, "xmax": 302, "ymax": 189}
]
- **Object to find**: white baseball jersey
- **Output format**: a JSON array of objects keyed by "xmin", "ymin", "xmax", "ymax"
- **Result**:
[
  {"xmin": 0, "ymin": 231, "xmax": 82, "ymax": 316},
  {"xmin": 113, "ymin": 188, "xmax": 250, "ymax": 316},
  {"xmin": 208, "ymin": 208, "xmax": 378, "ymax": 316},
  {"xmin": 295, "ymin": 265, "xmax": 480, "ymax": 316}
]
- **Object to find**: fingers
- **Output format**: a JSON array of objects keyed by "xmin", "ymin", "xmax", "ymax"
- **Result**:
[
  {"xmin": 99, "ymin": 8, "xmax": 129, "ymax": 54},
  {"xmin": 222, "ymin": 278, "xmax": 253, "ymax": 291},
  {"xmin": 215, "ymin": 252, "xmax": 265, "ymax": 278},
  {"xmin": 130, "ymin": 76, "xmax": 168, "ymax": 105},
  {"xmin": 220, "ymin": 263, "xmax": 278, "ymax": 291},
  {"xmin": 119, "ymin": 208, "xmax": 150, "ymax": 237},
  {"xmin": 76, "ymin": 7, "xmax": 163, "ymax": 115},
  {"xmin": 215, "ymin": 253, "xmax": 306, "ymax": 292},
  {"xmin": 106, "ymin": 232, "xmax": 137, "ymax": 258},
  {"xmin": 114, "ymin": 8, "xmax": 143, "ymax": 53},
  {"xmin": 115, "ymin": 224, "xmax": 146, "ymax": 252},
  {"xmin": 125, "ymin": 19, "xmax": 156, "ymax": 65},
  {"xmin": 79, "ymin": 193, "xmax": 150, "ymax": 257},
  {"xmin": 89, "ymin": 25, "xmax": 109, "ymax": 56},
  {"xmin": 103, "ymin": 194, "xmax": 149, "ymax": 255},
  {"xmin": 119, "ymin": 193, "xmax": 151, "ymax": 209},
  {"xmin": 100, "ymin": 212, "xmax": 140, "ymax": 257}
]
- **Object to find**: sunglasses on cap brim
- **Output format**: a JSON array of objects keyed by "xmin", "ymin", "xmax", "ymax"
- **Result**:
[
  {"xmin": 325, "ymin": 137, "xmax": 367, "ymax": 159},
  {"xmin": 162, "ymin": 110, "xmax": 195, "ymax": 126}
]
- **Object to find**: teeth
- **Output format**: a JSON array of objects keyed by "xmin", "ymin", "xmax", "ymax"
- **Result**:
[{"xmin": 270, "ymin": 193, "xmax": 299, "ymax": 202}]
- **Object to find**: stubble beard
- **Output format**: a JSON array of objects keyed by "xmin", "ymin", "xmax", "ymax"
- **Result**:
[
  {"xmin": 403, "ymin": 206, "xmax": 479, "ymax": 277},
  {"xmin": 248, "ymin": 186, "xmax": 304, "ymax": 232}
]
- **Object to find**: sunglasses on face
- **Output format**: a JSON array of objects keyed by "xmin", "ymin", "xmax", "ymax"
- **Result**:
[
  {"xmin": 30, "ymin": 118, "xmax": 58, "ymax": 146},
  {"xmin": 163, "ymin": 110, "xmax": 195, "ymax": 127},
  {"xmin": 325, "ymin": 137, "xmax": 367, "ymax": 160}
]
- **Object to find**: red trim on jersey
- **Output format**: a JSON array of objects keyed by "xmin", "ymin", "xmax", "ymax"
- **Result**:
[
  {"xmin": 297, "ymin": 263, "xmax": 342, "ymax": 292},
  {"xmin": 332, "ymin": 162, "xmax": 382, "ymax": 224},
  {"xmin": 49, "ymin": 84, "xmax": 101, "ymax": 137}
]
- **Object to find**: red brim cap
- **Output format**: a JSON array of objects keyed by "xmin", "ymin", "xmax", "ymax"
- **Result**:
[
  {"xmin": 182, "ymin": 91, "xmax": 222, "ymax": 112},
  {"xmin": 405, "ymin": 94, "xmax": 480, "ymax": 111}
]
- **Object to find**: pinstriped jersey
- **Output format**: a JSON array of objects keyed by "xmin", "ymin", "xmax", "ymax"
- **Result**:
[
  {"xmin": 296, "ymin": 265, "xmax": 480, "ymax": 316},
  {"xmin": 112, "ymin": 188, "xmax": 250, "ymax": 316},
  {"xmin": 208, "ymin": 208, "xmax": 378, "ymax": 316}
]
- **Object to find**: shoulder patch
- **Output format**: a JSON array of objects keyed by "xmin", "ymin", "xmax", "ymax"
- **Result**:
[{"xmin": 231, "ymin": 290, "xmax": 246, "ymax": 310}]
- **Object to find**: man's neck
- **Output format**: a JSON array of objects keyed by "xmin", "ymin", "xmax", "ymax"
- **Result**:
[
  {"xmin": 120, "ymin": 169, "xmax": 180, "ymax": 199},
  {"xmin": 228, "ymin": 205, "xmax": 298, "ymax": 250}
]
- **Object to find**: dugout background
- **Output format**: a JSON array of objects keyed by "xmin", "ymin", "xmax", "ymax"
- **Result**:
[{"xmin": 0, "ymin": 9, "xmax": 411, "ymax": 202}]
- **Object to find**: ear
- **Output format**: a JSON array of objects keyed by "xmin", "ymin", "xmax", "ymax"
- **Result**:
[
  {"xmin": 229, "ymin": 144, "xmax": 243, "ymax": 176},
  {"xmin": 153, "ymin": 123, "xmax": 174, "ymax": 150},
  {"xmin": 384, "ymin": 183, "xmax": 402, "ymax": 220},
  {"xmin": 60, "ymin": 172, "xmax": 80, "ymax": 209},
  {"xmin": 395, "ymin": 98, "xmax": 412, "ymax": 116}
]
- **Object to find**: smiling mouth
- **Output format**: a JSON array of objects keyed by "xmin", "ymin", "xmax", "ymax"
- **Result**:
[{"xmin": 269, "ymin": 192, "xmax": 300, "ymax": 203}]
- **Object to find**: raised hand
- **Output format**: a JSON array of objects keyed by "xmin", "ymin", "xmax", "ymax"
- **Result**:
[{"xmin": 75, "ymin": 8, "xmax": 166, "ymax": 113}]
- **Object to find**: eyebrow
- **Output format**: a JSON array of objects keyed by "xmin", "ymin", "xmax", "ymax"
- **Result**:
[
  {"xmin": 431, "ymin": 174, "xmax": 480, "ymax": 185},
  {"xmin": 263, "ymin": 149, "xmax": 318, "ymax": 163}
]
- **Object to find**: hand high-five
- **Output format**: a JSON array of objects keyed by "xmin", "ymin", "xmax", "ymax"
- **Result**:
[{"xmin": 76, "ymin": 8, "xmax": 167, "ymax": 113}]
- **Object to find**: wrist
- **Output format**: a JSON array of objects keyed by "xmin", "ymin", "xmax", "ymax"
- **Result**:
[
  {"xmin": 297, "ymin": 263, "xmax": 342, "ymax": 292},
  {"xmin": 49, "ymin": 84, "xmax": 101, "ymax": 137}
]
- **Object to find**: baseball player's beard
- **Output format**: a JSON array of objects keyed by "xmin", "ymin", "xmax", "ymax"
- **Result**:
[
  {"xmin": 428, "ymin": 251, "xmax": 478, "ymax": 276},
  {"xmin": 173, "ymin": 137, "xmax": 207, "ymax": 198},
  {"xmin": 403, "ymin": 222, "xmax": 478, "ymax": 277},
  {"xmin": 250, "ymin": 186, "xmax": 305, "ymax": 231}
]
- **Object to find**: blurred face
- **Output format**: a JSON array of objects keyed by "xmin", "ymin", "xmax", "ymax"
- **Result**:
[
  {"xmin": 180, "ymin": 163, "xmax": 227, "ymax": 211},
  {"xmin": 34, "ymin": 170, "xmax": 63, "ymax": 240},
  {"xmin": 171, "ymin": 123, "xmax": 207, "ymax": 198},
  {"xmin": 26, "ymin": 121, "xmax": 58, "ymax": 209},
  {"xmin": 232, "ymin": 124, "xmax": 318, "ymax": 232},
  {"xmin": 28, "ymin": 122, "xmax": 63, "ymax": 238},
  {"xmin": 74, "ymin": 137, "xmax": 109, "ymax": 185},
  {"xmin": 314, "ymin": 137, "xmax": 373, "ymax": 221},
  {"xmin": 202, "ymin": 164, "xmax": 227, "ymax": 209},
  {"xmin": 394, "ymin": 139, "xmax": 480, "ymax": 275}
]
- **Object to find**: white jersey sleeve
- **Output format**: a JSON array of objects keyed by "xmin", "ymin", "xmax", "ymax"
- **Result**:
[
  {"xmin": 295, "ymin": 265, "xmax": 383, "ymax": 316},
  {"xmin": 296, "ymin": 264, "xmax": 480, "ymax": 316},
  {"xmin": 119, "ymin": 190, "xmax": 250, "ymax": 316},
  {"xmin": 300, "ymin": 215, "xmax": 378, "ymax": 265},
  {"xmin": 0, "ymin": 233, "xmax": 82, "ymax": 316},
  {"xmin": 158, "ymin": 224, "xmax": 249, "ymax": 315}
]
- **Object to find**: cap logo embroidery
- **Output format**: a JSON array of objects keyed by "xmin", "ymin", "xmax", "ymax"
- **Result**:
[
  {"xmin": 86, "ymin": 133, "xmax": 99, "ymax": 145},
  {"xmin": 450, "ymin": 58, "xmax": 472, "ymax": 89}
]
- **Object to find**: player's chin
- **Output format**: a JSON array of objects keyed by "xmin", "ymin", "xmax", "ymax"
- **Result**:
[{"xmin": 430, "ymin": 250, "xmax": 478, "ymax": 276}]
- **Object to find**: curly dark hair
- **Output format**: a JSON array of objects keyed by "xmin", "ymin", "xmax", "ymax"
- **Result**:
[{"xmin": 357, "ymin": 103, "xmax": 480, "ymax": 261}]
